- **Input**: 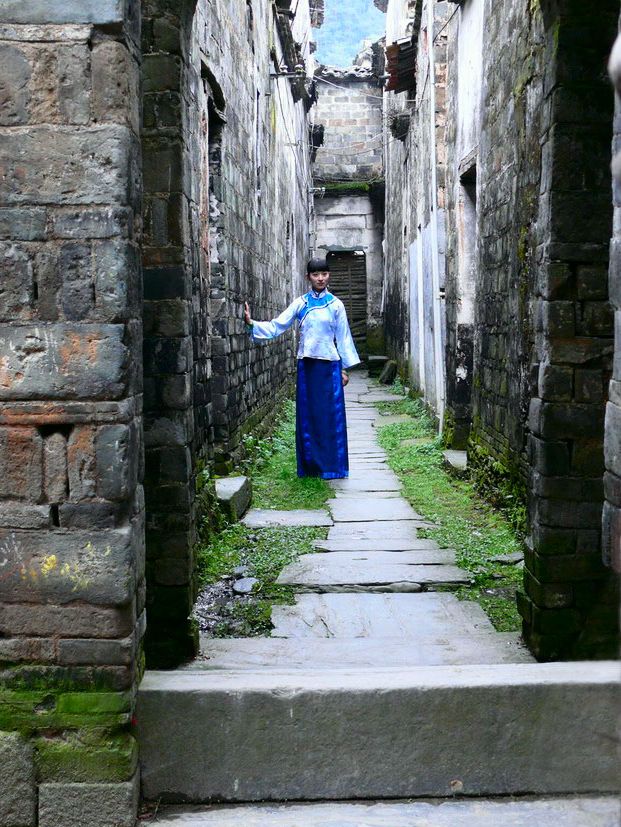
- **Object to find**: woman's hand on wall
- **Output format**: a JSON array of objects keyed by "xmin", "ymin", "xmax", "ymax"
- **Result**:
[{"xmin": 244, "ymin": 302, "xmax": 252, "ymax": 326}]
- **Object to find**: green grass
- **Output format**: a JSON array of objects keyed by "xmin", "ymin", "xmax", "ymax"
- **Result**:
[
  {"xmin": 251, "ymin": 400, "xmax": 332, "ymax": 510},
  {"xmin": 375, "ymin": 400, "xmax": 524, "ymax": 632},
  {"xmin": 195, "ymin": 398, "xmax": 329, "ymax": 638}
]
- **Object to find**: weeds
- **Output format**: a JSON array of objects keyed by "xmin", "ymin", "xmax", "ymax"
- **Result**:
[{"xmin": 375, "ymin": 399, "xmax": 524, "ymax": 632}]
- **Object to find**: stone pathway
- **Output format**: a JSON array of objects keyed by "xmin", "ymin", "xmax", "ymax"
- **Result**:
[
  {"xmin": 202, "ymin": 371, "xmax": 532, "ymax": 667},
  {"xmin": 140, "ymin": 373, "xmax": 619, "ymax": 817}
]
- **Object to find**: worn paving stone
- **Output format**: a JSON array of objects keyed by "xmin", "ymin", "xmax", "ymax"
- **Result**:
[
  {"xmin": 356, "ymin": 392, "xmax": 402, "ymax": 402},
  {"xmin": 271, "ymin": 593, "xmax": 495, "ymax": 638},
  {"xmin": 314, "ymin": 538, "xmax": 444, "ymax": 552},
  {"xmin": 243, "ymin": 509, "xmax": 333, "ymax": 528},
  {"xmin": 277, "ymin": 552, "xmax": 469, "ymax": 588},
  {"xmin": 333, "ymin": 489, "xmax": 400, "ymax": 499},
  {"xmin": 328, "ymin": 498, "xmax": 422, "ymax": 522},
  {"xmin": 328, "ymin": 520, "xmax": 434, "ymax": 539},
  {"xmin": 195, "ymin": 633, "xmax": 533, "ymax": 670},
  {"xmin": 143, "ymin": 797, "xmax": 621, "ymax": 826}
]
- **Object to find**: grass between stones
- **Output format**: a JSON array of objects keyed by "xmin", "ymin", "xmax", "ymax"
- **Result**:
[
  {"xmin": 375, "ymin": 396, "xmax": 523, "ymax": 632},
  {"xmin": 194, "ymin": 399, "xmax": 329, "ymax": 638}
]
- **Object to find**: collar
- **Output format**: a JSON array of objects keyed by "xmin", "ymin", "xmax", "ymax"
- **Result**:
[{"xmin": 309, "ymin": 288, "xmax": 328, "ymax": 299}]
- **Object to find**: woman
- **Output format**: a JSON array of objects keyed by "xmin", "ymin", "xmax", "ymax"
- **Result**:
[{"xmin": 244, "ymin": 257, "xmax": 360, "ymax": 479}]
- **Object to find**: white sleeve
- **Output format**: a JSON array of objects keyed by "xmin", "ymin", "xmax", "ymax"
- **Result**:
[
  {"xmin": 251, "ymin": 298, "xmax": 302, "ymax": 340},
  {"xmin": 334, "ymin": 300, "xmax": 361, "ymax": 369}
]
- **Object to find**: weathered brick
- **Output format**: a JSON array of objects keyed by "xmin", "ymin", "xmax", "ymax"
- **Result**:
[
  {"xmin": 43, "ymin": 431, "xmax": 68, "ymax": 503},
  {"xmin": 0, "ymin": 426, "xmax": 43, "ymax": 501},
  {"xmin": 92, "ymin": 40, "xmax": 140, "ymax": 133},
  {"xmin": 0, "ymin": 603, "xmax": 134, "ymax": 638},
  {"xmin": 0, "ymin": 324, "xmax": 129, "ymax": 401},
  {"xmin": 0, "ymin": 208, "xmax": 47, "ymax": 241},
  {"xmin": 95, "ymin": 422, "xmax": 139, "ymax": 501},
  {"xmin": 38, "ymin": 775, "xmax": 139, "ymax": 827},
  {"xmin": 0, "ymin": 242, "xmax": 35, "ymax": 320}
]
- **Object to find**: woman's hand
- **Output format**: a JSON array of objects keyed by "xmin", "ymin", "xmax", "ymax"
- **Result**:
[
  {"xmin": 341, "ymin": 370, "xmax": 349, "ymax": 387},
  {"xmin": 244, "ymin": 301, "xmax": 252, "ymax": 326}
]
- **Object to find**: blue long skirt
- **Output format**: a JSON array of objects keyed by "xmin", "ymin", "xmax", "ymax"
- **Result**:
[{"xmin": 296, "ymin": 358, "xmax": 349, "ymax": 479}]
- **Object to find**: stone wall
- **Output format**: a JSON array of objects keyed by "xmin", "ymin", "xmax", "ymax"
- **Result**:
[
  {"xmin": 383, "ymin": 0, "xmax": 620, "ymax": 659},
  {"xmin": 0, "ymin": 0, "xmax": 315, "ymax": 823},
  {"xmin": 0, "ymin": 3, "xmax": 143, "ymax": 825},
  {"xmin": 605, "ymin": 15, "xmax": 621, "ymax": 579},
  {"xmin": 141, "ymin": 0, "xmax": 313, "ymax": 666},
  {"xmin": 383, "ymin": 0, "xmax": 449, "ymax": 415}
]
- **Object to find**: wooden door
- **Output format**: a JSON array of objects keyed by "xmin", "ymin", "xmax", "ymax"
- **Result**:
[{"xmin": 327, "ymin": 252, "xmax": 367, "ymax": 353}]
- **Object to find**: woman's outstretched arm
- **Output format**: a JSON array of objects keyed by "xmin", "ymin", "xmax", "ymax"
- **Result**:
[{"xmin": 244, "ymin": 298, "xmax": 303, "ymax": 340}]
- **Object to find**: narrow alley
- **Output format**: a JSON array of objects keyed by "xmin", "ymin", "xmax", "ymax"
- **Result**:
[{"xmin": 0, "ymin": 0, "xmax": 620, "ymax": 826}]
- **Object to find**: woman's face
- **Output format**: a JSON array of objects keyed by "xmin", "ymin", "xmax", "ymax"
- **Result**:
[{"xmin": 308, "ymin": 270, "xmax": 330, "ymax": 292}]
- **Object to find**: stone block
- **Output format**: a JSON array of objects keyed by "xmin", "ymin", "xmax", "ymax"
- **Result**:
[
  {"xmin": 0, "ymin": 731, "xmax": 35, "ymax": 826},
  {"xmin": 604, "ymin": 401, "xmax": 621, "ymax": 478},
  {"xmin": 51, "ymin": 208, "xmax": 132, "ymax": 240},
  {"xmin": 537, "ymin": 364, "xmax": 572, "ymax": 401},
  {"xmin": 528, "ymin": 400, "xmax": 605, "ymax": 439},
  {"xmin": 38, "ymin": 775, "xmax": 139, "ymax": 827},
  {"xmin": 0, "ymin": 503, "xmax": 51, "ymax": 529},
  {"xmin": 0, "ymin": 208, "xmax": 46, "ymax": 241},
  {"xmin": 0, "ymin": 602, "xmax": 134, "ymax": 639},
  {"xmin": 215, "ymin": 475, "xmax": 252, "ymax": 521},
  {"xmin": 143, "ymin": 299, "xmax": 191, "ymax": 337},
  {"xmin": 0, "ymin": 0, "xmax": 129, "ymax": 24},
  {"xmin": 571, "ymin": 438, "xmax": 606, "ymax": 476},
  {"xmin": 138, "ymin": 663, "xmax": 620, "ymax": 801},
  {"xmin": 536, "ymin": 498, "xmax": 602, "ymax": 529},
  {"xmin": 57, "ymin": 635, "xmax": 134, "ymax": 666},
  {"xmin": 0, "ymin": 527, "xmax": 137, "ymax": 606},
  {"xmin": 58, "ymin": 501, "xmax": 122, "ymax": 529},
  {"xmin": 534, "ymin": 300, "xmax": 575, "ymax": 337},
  {"xmin": 0, "ymin": 636, "xmax": 55, "ymax": 662},
  {"xmin": 94, "ymin": 239, "xmax": 141, "ymax": 323},
  {"xmin": 574, "ymin": 369, "xmax": 603, "ymax": 403},
  {"xmin": 95, "ymin": 422, "xmax": 139, "ymax": 500},
  {"xmin": 576, "ymin": 264, "xmax": 609, "ymax": 300},
  {"xmin": 92, "ymin": 40, "xmax": 140, "ymax": 133},
  {"xmin": 0, "ymin": 324, "xmax": 129, "ymax": 401},
  {"xmin": 0, "ymin": 426, "xmax": 43, "ymax": 501},
  {"xmin": 527, "ymin": 435, "xmax": 570, "ymax": 476},
  {"xmin": 0, "ymin": 125, "xmax": 138, "ymax": 207},
  {"xmin": 0, "ymin": 242, "xmax": 35, "ymax": 320},
  {"xmin": 43, "ymin": 431, "xmax": 68, "ymax": 503}
]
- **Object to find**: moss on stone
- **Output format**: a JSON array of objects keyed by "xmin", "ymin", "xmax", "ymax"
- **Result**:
[
  {"xmin": 0, "ymin": 689, "xmax": 132, "ymax": 734},
  {"xmin": 322, "ymin": 181, "xmax": 371, "ymax": 196},
  {"xmin": 35, "ymin": 732, "xmax": 138, "ymax": 782}
]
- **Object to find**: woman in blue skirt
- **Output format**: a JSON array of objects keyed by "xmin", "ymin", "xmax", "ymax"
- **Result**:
[{"xmin": 244, "ymin": 257, "xmax": 360, "ymax": 479}]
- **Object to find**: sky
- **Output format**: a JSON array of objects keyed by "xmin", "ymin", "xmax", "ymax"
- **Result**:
[{"xmin": 314, "ymin": 0, "xmax": 385, "ymax": 67}]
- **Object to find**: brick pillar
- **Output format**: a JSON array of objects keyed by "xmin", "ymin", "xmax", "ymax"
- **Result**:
[
  {"xmin": 0, "ymin": 2, "xmax": 143, "ymax": 825},
  {"xmin": 521, "ymin": 3, "xmax": 620, "ymax": 659}
]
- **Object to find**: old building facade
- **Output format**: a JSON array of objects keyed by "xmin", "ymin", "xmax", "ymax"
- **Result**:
[
  {"xmin": 382, "ymin": 0, "xmax": 620, "ymax": 659},
  {"xmin": 312, "ymin": 56, "xmax": 385, "ymax": 354},
  {"xmin": 0, "ymin": 0, "xmax": 316, "ymax": 823}
]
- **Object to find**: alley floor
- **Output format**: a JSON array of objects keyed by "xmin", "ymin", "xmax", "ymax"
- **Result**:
[
  {"xmin": 194, "ymin": 370, "xmax": 532, "ymax": 670},
  {"xmin": 138, "ymin": 372, "xmax": 619, "ymax": 825}
]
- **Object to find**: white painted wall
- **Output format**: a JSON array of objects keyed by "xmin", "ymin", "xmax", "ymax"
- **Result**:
[{"xmin": 456, "ymin": 0, "xmax": 485, "ymax": 159}]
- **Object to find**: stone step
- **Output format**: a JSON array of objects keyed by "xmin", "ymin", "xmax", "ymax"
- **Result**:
[
  {"xmin": 328, "ymin": 519, "xmax": 434, "ymax": 539},
  {"xmin": 194, "ymin": 633, "xmax": 532, "ymax": 669},
  {"xmin": 276, "ymin": 552, "xmax": 469, "ymax": 589},
  {"xmin": 146, "ymin": 797, "xmax": 621, "ymax": 826},
  {"xmin": 215, "ymin": 475, "xmax": 252, "ymax": 521},
  {"xmin": 137, "ymin": 662, "xmax": 619, "ymax": 803},
  {"xmin": 243, "ymin": 509, "xmax": 333, "ymax": 528},
  {"xmin": 270, "ymin": 593, "xmax": 496, "ymax": 638}
]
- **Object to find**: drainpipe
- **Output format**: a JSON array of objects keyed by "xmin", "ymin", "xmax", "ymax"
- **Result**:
[{"xmin": 427, "ymin": 0, "xmax": 446, "ymax": 431}]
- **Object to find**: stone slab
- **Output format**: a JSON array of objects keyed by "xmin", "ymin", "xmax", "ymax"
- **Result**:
[
  {"xmin": 271, "ymin": 593, "xmax": 495, "ymax": 639},
  {"xmin": 328, "ymin": 498, "xmax": 423, "ymax": 522},
  {"xmin": 242, "ymin": 509, "xmax": 333, "ymax": 528},
  {"xmin": 443, "ymin": 449, "xmax": 468, "ymax": 476},
  {"xmin": 328, "ymin": 520, "xmax": 433, "ymax": 539},
  {"xmin": 315, "ymin": 538, "xmax": 444, "ymax": 552},
  {"xmin": 215, "ymin": 476, "xmax": 252, "ymax": 521},
  {"xmin": 330, "ymin": 477, "xmax": 401, "ymax": 492},
  {"xmin": 333, "ymin": 489, "xmax": 401, "ymax": 499},
  {"xmin": 143, "ymin": 798, "xmax": 621, "ymax": 827},
  {"xmin": 137, "ymin": 662, "xmax": 620, "ymax": 801},
  {"xmin": 276, "ymin": 553, "xmax": 469, "ymax": 587},
  {"xmin": 310, "ymin": 546, "xmax": 456, "ymax": 564},
  {"xmin": 195, "ymin": 633, "xmax": 533, "ymax": 670},
  {"xmin": 0, "ymin": 1, "xmax": 128, "ymax": 24}
]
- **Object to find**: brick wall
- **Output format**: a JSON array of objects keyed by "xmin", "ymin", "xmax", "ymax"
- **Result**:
[
  {"xmin": 0, "ymin": 3, "xmax": 143, "ymax": 824},
  {"xmin": 141, "ymin": 0, "xmax": 313, "ymax": 666}
]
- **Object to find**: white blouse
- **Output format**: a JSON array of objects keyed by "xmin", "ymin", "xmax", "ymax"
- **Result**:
[{"xmin": 250, "ymin": 289, "xmax": 361, "ymax": 370}]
